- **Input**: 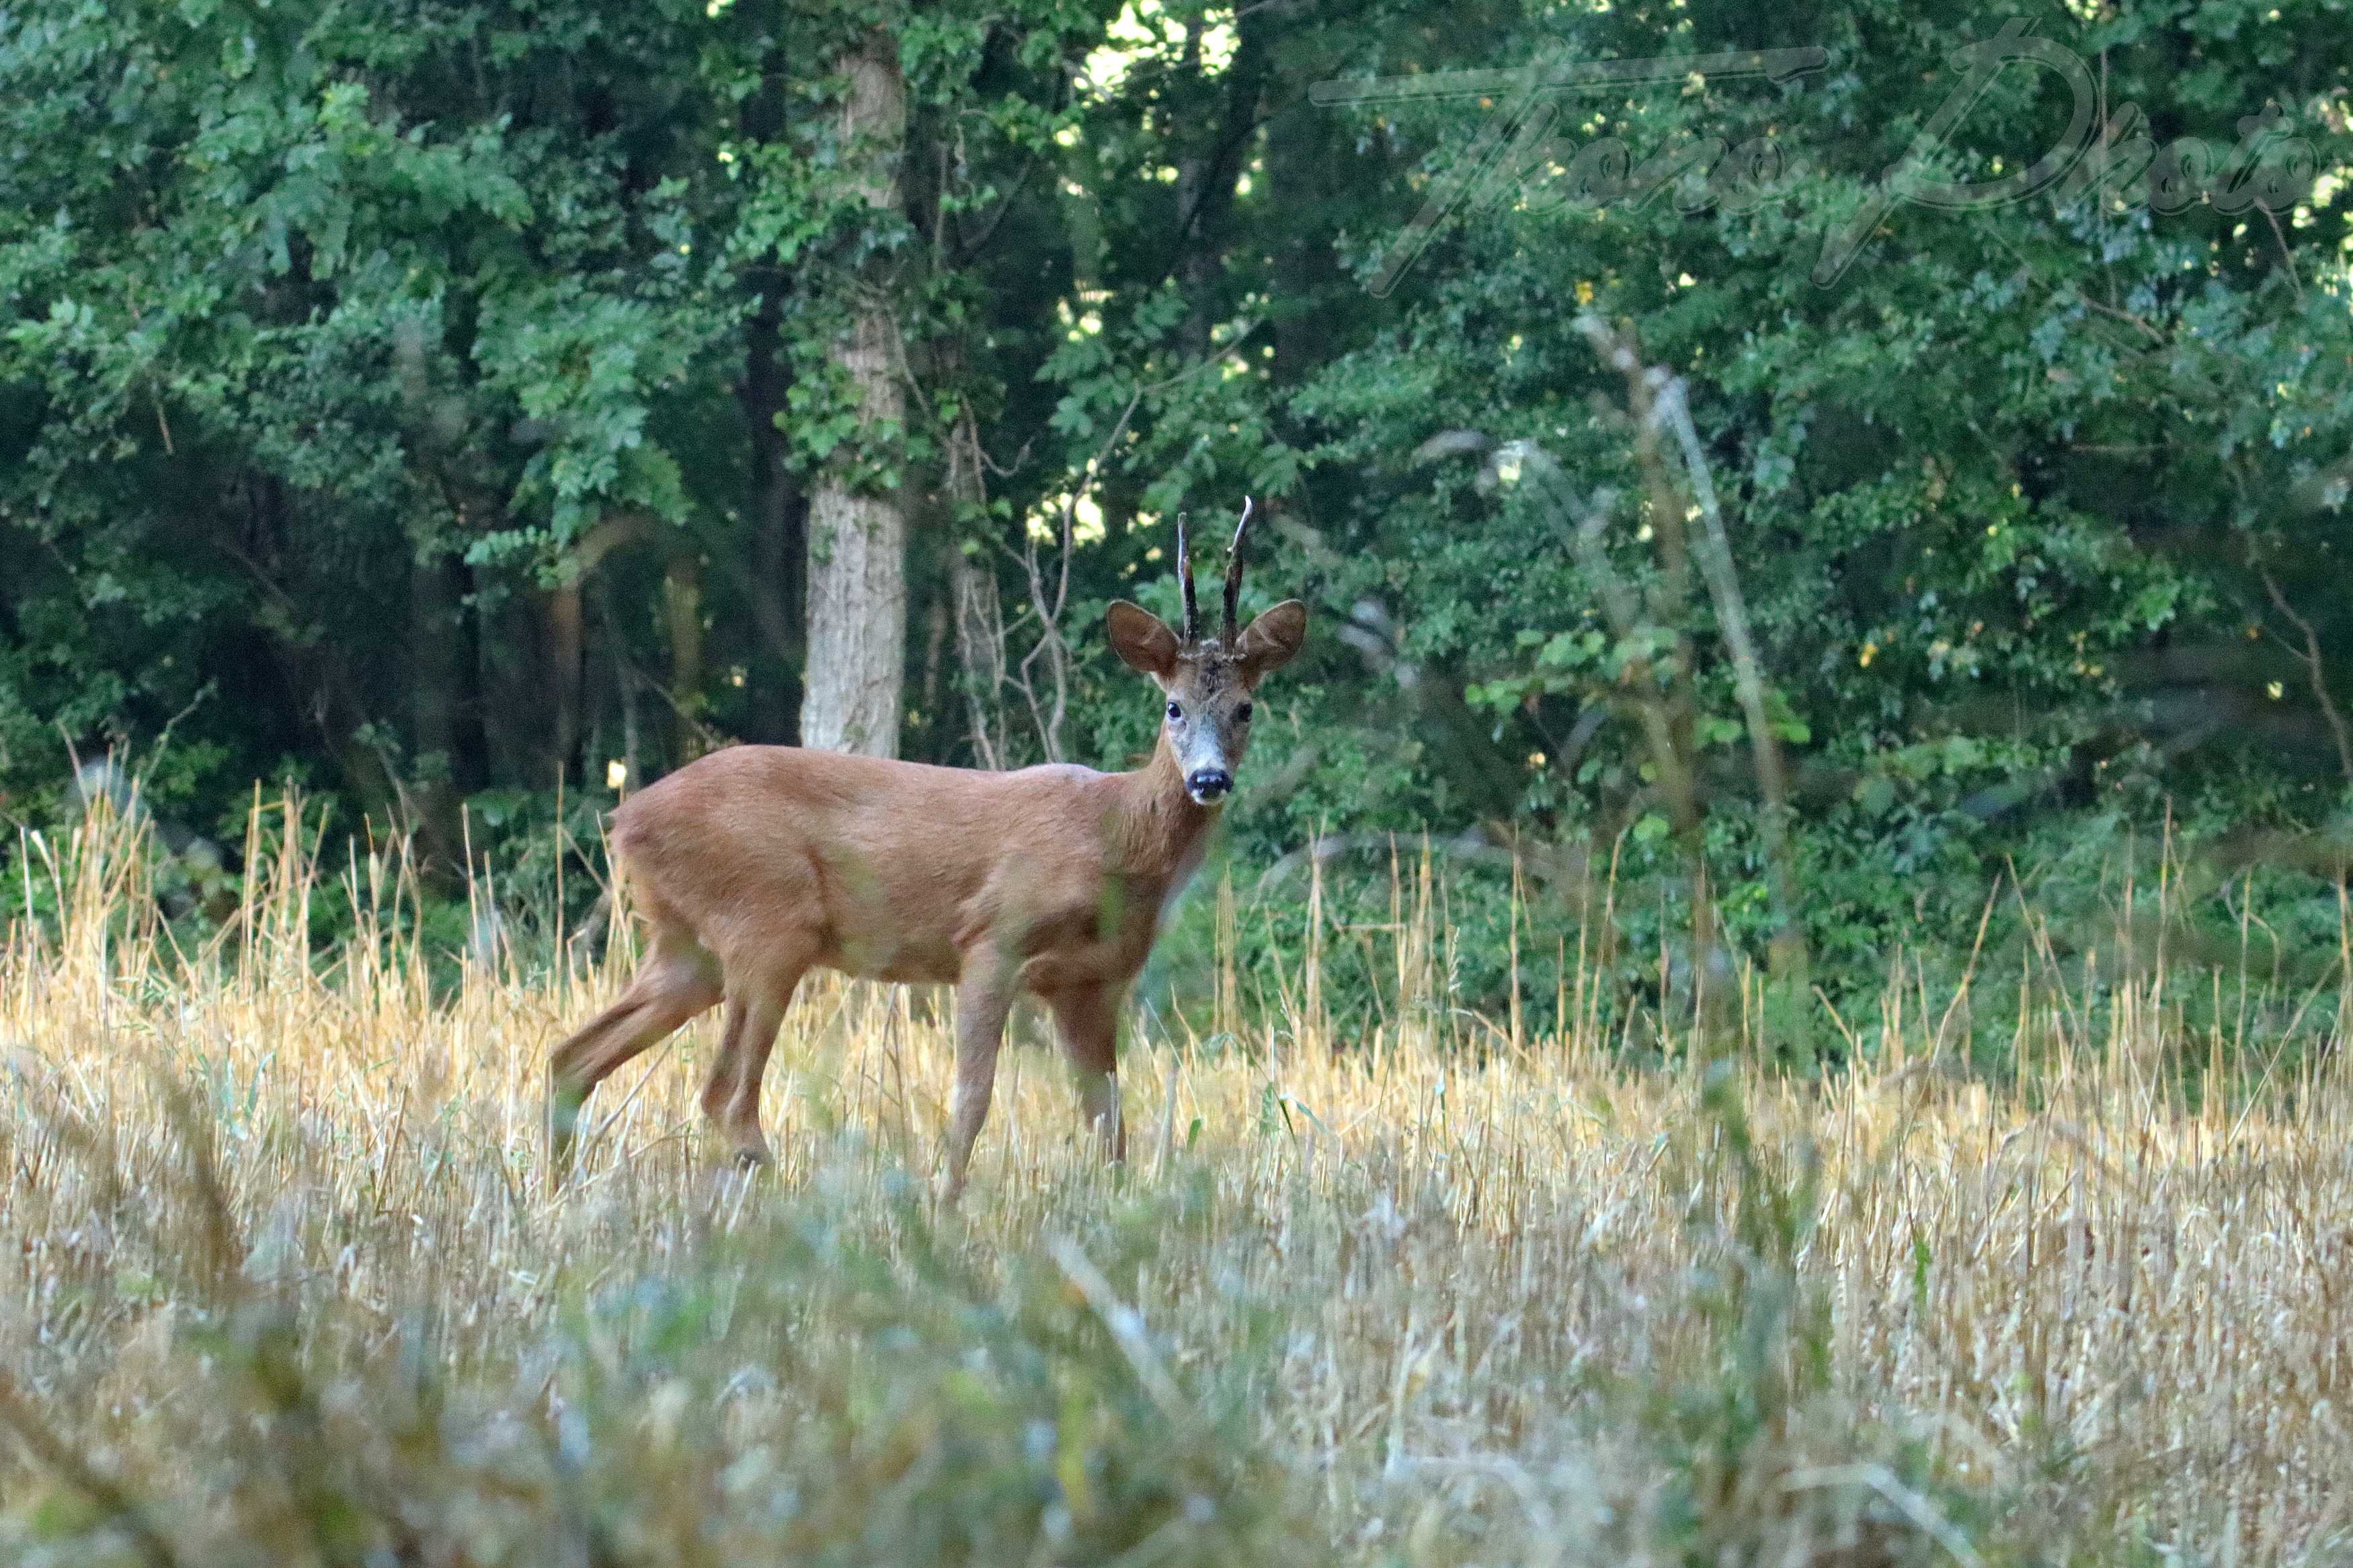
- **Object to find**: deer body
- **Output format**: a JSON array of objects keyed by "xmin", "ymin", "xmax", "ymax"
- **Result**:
[
  {"xmin": 612, "ymin": 741, "xmax": 1215, "ymax": 995},
  {"xmin": 548, "ymin": 503, "xmax": 1304, "ymax": 1196}
]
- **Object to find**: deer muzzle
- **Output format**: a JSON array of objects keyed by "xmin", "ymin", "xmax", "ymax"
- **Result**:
[{"xmin": 1185, "ymin": 767, "xmax": 1233, "ymax": 804}]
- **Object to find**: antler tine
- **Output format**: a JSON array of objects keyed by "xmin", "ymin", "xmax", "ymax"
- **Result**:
[
  {"xmin": 1222, "ymin": 495, "xmax": 1254, "ymax": 641},
  {"xmin": 1174, "ymin": 510, "xmax": 1200, "ymax": 643}
]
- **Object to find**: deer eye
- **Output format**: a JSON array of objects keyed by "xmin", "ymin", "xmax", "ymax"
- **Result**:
[
  {"xmin": 1236, "ymin": 701, "xmax": 1253, "ymax": 723},
  {"xmin": 1166, "ymin": 700, "xmax": 1183, "ymax": 721}
]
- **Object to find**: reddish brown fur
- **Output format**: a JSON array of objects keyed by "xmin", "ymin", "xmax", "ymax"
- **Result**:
[{"xmin": 547, "ymin": 586, "xmax": 1306, "ymax": 1196}]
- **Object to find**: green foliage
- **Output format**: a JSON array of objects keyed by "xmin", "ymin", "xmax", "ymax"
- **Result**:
[{"xmin": 7, "ymin": 0, "xmax": 2353, "ymax": 1040}]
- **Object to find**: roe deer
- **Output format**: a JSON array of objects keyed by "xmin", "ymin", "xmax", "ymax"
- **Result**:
[{"xmin": 548, "ymin": 500, "xmax": 1307, "ymax": 1196}]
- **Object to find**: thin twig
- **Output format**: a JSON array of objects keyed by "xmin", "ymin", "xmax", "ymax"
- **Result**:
[
  {"xmin": 2260, "ymin": 204, "xmax": 2304, "ymax": 302},
  {"xmin": 2261, "ymin": 565, "xmax": 2353, "ymax": 782},
  {"xmin": 2072, "ymin": 289, "xmax": 2167, "ymax": 343}
]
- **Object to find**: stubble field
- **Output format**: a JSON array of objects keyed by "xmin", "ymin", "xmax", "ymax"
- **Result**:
[{"xmin": 1, "ymin": 802, "xmax": 2349, "ymax": 1566}]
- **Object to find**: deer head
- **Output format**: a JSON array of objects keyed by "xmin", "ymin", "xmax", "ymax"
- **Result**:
[{"xmin": 1105, "ymin": 498, "xmax": 1309, "ymax": 805}]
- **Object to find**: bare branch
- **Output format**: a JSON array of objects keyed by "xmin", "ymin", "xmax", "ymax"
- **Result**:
[{"xmin": 2262, "ymin": 565, "xmax": 2353, "ymax": 782}]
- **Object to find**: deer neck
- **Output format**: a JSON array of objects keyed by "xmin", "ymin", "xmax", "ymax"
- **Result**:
[{"xmin": 1107, "ymin": 732, "xmax": 1216, "ymax": 893}]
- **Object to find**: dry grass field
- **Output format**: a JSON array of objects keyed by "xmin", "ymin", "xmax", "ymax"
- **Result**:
[{"xmin": 3, "ymin": 799, "xmax": 2351, "ymax": 1565}]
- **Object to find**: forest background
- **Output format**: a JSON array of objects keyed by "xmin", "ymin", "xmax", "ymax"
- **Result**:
[{"xmin": 7, "ymin": 0, "xmax": 2352, "ymax": 1059}]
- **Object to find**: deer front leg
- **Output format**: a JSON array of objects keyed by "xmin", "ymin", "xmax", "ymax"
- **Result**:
[
  {"xmin": 697, "ymin": 958, "xmax": 802, "ymax": 1170},
  {"xmin": 1047, "ymin": 984, "xmax": 1125, "ymax": 1165},
  {"xmin": 944, "ymin": 956, "xmax": 1015, "ymax": 1203}
]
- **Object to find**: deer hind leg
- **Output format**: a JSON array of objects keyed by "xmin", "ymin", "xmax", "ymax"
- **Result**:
[
  {"xmin": 548, "ymin": 925, "xmax": 721, "ymax": 1178},
  {"xmin": 697, "ymin": 954, "xmax": 806, "ymax": 1170},
  {"xmin": 1047, "ymin": 983, "xmax": 1125, "ymax": 1165},
  {"xmin": 943, "ymin": 952, "xmax": 1016, "ymax": 1204}
]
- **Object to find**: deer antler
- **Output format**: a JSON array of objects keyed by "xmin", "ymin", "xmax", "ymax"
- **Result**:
[
  {"xmin": 1222, "ymin": 495, "xmax": 1254, "ymax": 642},
  {"xmin": 1174, "ymin": 510, "xmax": 1200, "ymax": 643}
]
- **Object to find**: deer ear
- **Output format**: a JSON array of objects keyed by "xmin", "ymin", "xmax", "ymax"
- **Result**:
[
  {"xmin": 1106, "ymin": 600, "xmax": 1181, "ymax": 679},
  {"xmin": 1236, "ymin": 599, "xmax": 1308, "ymax": 679}
]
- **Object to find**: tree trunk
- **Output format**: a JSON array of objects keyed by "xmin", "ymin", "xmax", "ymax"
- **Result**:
[
  {"xmin": 547, "ymin": 578, "xmax": 584, "ymax": 783},
  {"xmin": 1170, "ymin": 9, "xmax": 1270, "ymax": 358},
  {"xmin": 594, "ymin": 581, "xmax": 643, "ymax": 792},
  {"xmin": 945, "ymin": 403, "xmax": 1010, "ymax": 770},
  {"xmin": 1265, "ymin": 29, "xmax": 1345, "ymax": 386},
  {"xmin": 801, "ymin": 32, "xmax": 908, "ymax": 757},
  {"xmin": 664, "ymin": 548, "xmax": 705, "ymax": 765},
  {"xmin": 740, "ymin": 283, "xmax": 804, "ymax": 744},
  {"xmin": 732, "ymin": 30, "xmax": 804, "ymax": 745},
  {"xmin": 409, "ymin": 547, "xmax": 469, "ymax": 874}
]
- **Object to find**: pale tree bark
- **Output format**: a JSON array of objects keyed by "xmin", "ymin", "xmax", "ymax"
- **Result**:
[{"xmin": 801, "ymin": 32, "xmax": 909, "ymax": 757}]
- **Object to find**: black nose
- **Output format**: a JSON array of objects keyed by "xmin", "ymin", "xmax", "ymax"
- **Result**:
[{"xmin": 1187, "ymin": 768, "xmax": 1232, "ymax": 801}]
